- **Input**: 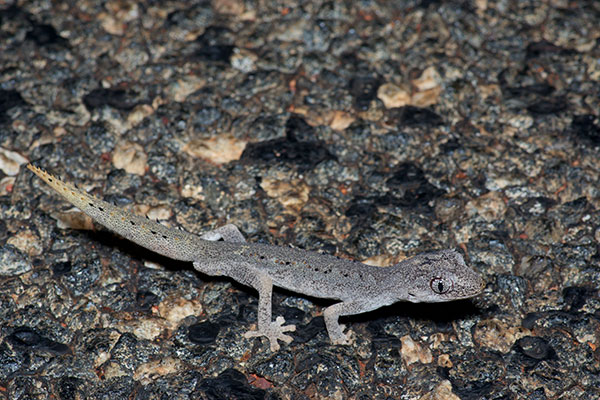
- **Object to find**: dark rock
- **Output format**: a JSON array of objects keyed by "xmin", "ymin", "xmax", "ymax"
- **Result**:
[
  {"xmin": 188, "ymin": 321, "xmax": 220, "ymax": 345},
  {"xmin": 386, "ymin": 106, "xmax": 443, "ymax": 126},
  {"xmin": 198, "ymin": 368, "xmax": 276, "ymax": 400},
  {"xmin": 7, "ymin": 327, "xmax": 70, "ymax": 355}
]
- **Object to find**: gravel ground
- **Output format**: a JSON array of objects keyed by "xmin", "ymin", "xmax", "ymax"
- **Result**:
[{"xmin": 1, "ymin": 1, "xmax": 599, "ymax": 399}]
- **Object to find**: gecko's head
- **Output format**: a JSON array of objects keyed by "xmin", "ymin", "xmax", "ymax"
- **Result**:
[{"xmin": 399, "ymin": 249, "xmax": 485, "ymax": 303}]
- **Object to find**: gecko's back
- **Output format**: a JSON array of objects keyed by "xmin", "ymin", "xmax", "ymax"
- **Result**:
[
  {"xmin": 212, "ymin": 241, "xmax": 484, "ymax": 303},
  {"xmin": 212, "ymin": 240, "xmax": 383, "ymax": 300}
]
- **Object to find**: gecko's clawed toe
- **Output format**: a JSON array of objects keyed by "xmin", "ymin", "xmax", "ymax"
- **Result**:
[
  {"xmin": 328, "ymin": 324, "xmax": 353, "ymax": 345},
  {"xmin": 331, "ymin": 332, "xmax": 352, "ymax": 345},
  {"xmin": 244, "ymin": 316, "xmax": 296, "ymax": 351}
]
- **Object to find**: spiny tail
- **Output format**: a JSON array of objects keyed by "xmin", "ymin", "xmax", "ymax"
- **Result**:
[{"xmin": 27, "ymin": 163, "xmax": 202, "ymax": 261}]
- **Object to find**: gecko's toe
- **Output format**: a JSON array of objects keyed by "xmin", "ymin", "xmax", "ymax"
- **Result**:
[
  {"xmin": 331, "ymin": 334, "xmax": 352, "ymax": 345},
  {"xmin": 244, "ymin": 317, "xmax": 296, "ymax": 351},
  {"xmin": 329, "ymin": 325, "xmax": 353, "ymax": 345},
  {"xmin": 266, "ymin": 338, "xmax": 281, "ymax": 352},
  {"xmin": 275, "ymin": 316, "xmax": 296, "ymax": 333}
]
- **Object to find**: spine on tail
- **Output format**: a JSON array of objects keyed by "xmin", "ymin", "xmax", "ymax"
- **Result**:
[{"xmin": 27, "ymin": 164, "xmax": 202, "ymax": 261}]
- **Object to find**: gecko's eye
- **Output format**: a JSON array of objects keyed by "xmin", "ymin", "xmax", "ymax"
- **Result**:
[{"xmin": 430, "ymin": 277, "xmax": 452, "ymax": 294}]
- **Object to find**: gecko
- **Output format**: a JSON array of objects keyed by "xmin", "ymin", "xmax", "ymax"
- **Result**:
[{"xmin": 26, "ymin": 163, "xmax": 485, "ymax": 351}]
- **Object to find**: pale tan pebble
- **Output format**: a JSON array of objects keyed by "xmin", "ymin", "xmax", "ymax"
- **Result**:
[
  {"xmin": 54, "ymin": 208, "xmax": 95, "ymax": 230},
  {"xmin": 112, "ymin": 140, "xmax": 147, "ymax": 175},
  {"xmin": 377, "ymin": 83, "xmax": 411, "ymax": 108},
  {"xmin": 412, "ymin": 66, "xmax": 441, "ymax": 92},
  {"xmin": 157, "ymin": 296, "xmax": 204, "ymax": 329},
  {"xmin": 166, "ymin": 76, "xmax": 206, "ymax": 103},
  {"xmin": 474, "ymin": 0, "xmax": 488, "ymax": 13},
  {"xmin": 411, "ymin": 86, "xmax": 442, "ymax": 107},
  {"xmin": 260, "ymin": 178, "xmax": 310, "ymax": 211},
  {"xmin": 473, "ymin": 318, "xmax": 531, "ymax": 353},
  {"xmin": 329, "ymin": 110, "xmax": 355, "ymax": 131},
  {"xmin": 292, "ymin": 106, "xmax": 331, "ymax": 127},
  {"xmin": 437, "ymin": 353, "xmax": 453, "ymax": 368},
  {"xmin": 0, "ymin": 147, "xmax": 27, "ymax": 176},
  {"xmin": 418, "ymin": 380, "xmax": 461, "ymax": 400},
  {"xmin": 103, "ymin": 362, "xmax": 128, "ymax": 379},
  {"xmin": 146, "ymin": 205, "xmax": 173, "ymax": 221},
  {"xmin": 183, "ymin": 135, "xmax": 247, "ymax": 165},
  {"xmin": 181, "ymin": 183, "xmax": 205, "ymax": 200},
  {"xmin": 7, "ymin": 230, "xmax": 43, "ymax": 257},
  {"xmin": 126, "ymin": 104, "xmax": 154, "ymax": 127},
  {"xmin": 99, "ymin": 1, "xmax": 139, "ymax": 35},
  {"xmin": 411, "ymin": 67, "xmax": 442, "ymax": 106},
  {"xmin": 128, "ymin": 318, "xmax": 169, "ymax": 341},
  {"xmin": 134, "ymin": 358, "xmax": 184, "ymax": 385},
  {"xmin": 99, "ymin": 13, "xmax": 126, "ymax": 36},
  {"xmin": 400, "ymin": 335, "xmax": 433, "ymax": 366}
]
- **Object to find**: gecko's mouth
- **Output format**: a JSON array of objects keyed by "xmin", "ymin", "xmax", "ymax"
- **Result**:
[{"xmin": 407, "ymin": 292, "xmax": 418, "ymax": 303}]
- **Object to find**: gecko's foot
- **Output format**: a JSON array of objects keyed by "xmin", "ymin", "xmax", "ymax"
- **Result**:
[
  {"xmin": 244, "ymin": 316, "xmax": 296, "ymax": 351},
  {"xmin": 328, "ymin": 324, "xmax": 353, "ymax": 345}
]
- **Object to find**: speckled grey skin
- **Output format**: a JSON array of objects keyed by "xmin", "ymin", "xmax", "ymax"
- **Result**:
[{"xmin": 28, "ymin": 164, "xmax": 485, "ymax": 351}]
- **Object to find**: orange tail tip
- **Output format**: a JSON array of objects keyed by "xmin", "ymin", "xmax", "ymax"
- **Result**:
[{"xmin": 27, "ymin": 163, "xmax": 54, "ymax": 182}]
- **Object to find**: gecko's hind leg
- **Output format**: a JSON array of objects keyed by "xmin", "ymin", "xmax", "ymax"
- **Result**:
[
  {"xmin": 192, "ymin": 261, "xmax": 295, "ymax": 350},
  {"xmin": 242, "ymin": 271, "xmax": 296, "ymax": 351},
  {"xmin": 200, "ymin": 224, "xmax": 246, "ymax": 243}
]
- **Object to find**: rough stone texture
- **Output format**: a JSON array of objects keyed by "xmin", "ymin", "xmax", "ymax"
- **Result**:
[{"xmin": 1, "ymin": 1, "xmax": 599, "ymax": 399}]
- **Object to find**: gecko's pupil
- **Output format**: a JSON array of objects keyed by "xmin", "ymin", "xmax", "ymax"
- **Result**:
[{"xmin": 438, "ymin": 281, "xmax": 444, "ymax": 292}]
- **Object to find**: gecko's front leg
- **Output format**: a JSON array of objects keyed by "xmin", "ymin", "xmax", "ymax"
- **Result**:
[
  {"xmin": 323, "ymin": 301, "xmax": 379, "ymax": 345},
  {"xmin": 242, "ymin": 271, "xmax": 296, "ymax": 351}
]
